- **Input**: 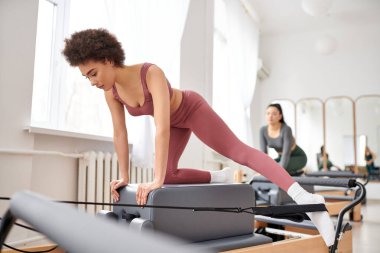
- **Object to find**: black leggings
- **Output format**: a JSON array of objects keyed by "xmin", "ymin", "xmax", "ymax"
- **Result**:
[{"xmin": 275, "ymin": 146, "xmax": 307, "ymax": 176}]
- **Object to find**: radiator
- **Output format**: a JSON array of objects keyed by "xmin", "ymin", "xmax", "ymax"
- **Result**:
[{"xmin": 78, "ymin": 151, "xmax": 154, "ymax": 214}]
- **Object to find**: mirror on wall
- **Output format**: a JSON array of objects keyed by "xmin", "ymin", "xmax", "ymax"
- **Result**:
[
  {"xmin": 355, "ymin": 95, "xmax": 380, "ymax": 168},
  {"xmin": 325, "ymin": 97, "xmax": 355, "ymax": 170},
  {"xmin": 295, "ymin": 99, "xmax": 324, "ymax": 171}
]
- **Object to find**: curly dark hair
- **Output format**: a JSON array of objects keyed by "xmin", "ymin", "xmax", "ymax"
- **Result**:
[{"xmin": 62, "ymin": 28, "xmax": 125, "ymax": 67}]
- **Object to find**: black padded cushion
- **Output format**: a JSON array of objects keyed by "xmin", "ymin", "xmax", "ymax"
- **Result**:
[{"xmin": 114, "ymin": 184, "xmax": 256, "ymax": 242}]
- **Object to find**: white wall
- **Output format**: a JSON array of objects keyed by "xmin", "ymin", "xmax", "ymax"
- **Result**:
[
  {"xmin": 0, "ymin": 0, "xmax": 115, "ymax": 243},
  {"xmin": 0, "ymin": 0, "xmax": 38, "ymax": 222},
  {"xmin": 179, "ymin": 0, "xmax": 214, "ymax": 170},
  {"xmin": 251, "ymin": 22, "xmax": 380, "ymax": 148}
]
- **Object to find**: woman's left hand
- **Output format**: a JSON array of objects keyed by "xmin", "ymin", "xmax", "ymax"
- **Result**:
[{"xmin": 136, "ymin": 181, "xmax": 163, "ymax": 206}]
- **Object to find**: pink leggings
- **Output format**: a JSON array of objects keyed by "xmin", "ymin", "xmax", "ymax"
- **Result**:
[{"xmin": 164, "ymin": 91, "xmax": 295, "ymax": 192}]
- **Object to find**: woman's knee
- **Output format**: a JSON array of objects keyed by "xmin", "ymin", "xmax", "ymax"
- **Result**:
[{"xmin": 164, "ymin": 173, "xmax": 178, "ymax": 184}]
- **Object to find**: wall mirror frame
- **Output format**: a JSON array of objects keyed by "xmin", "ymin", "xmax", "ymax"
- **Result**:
[
  {"xmin": 295, "ymin": 98, "xmax": 324, "ymax": 171},
  {"xmin": 355, "ymin": 95, "xmax": 380, "ymax": 172},
  {"xmin": 324, "ymin": 96, "xmax": 356, "ymax": 172}
]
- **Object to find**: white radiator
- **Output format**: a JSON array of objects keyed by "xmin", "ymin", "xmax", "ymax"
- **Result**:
[{"xmin": 78, "ymin": 151, "xmax": 154, "ymax": 214}]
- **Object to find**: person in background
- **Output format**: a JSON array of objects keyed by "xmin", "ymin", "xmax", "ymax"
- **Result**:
[
  {"xmin": 365, "ymin": 146, "xmax": 377, "ymax": 178},
  {"xmin": 317, "ymin": 145, "xmax": 342, "ymax": 171},
  {"xmin": 260, "ymin": 103, "xmax": 307, "ymax": 176}
]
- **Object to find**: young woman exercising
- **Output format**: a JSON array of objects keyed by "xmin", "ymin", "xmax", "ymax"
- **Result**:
[
  {"xmin": 62, "ymin": 28, "xmax": 335, "ymax": 246},
  {"xmin": 260, "ymin": 103, "xmax": 307, "ymax": 176}
]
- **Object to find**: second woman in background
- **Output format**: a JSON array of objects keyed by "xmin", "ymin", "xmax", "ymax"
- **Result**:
[
  {"xmin": 365, "ymin": 146, "xmax": 377, "ymax": 178},
  {"xmin": 260, "ymin": 103, "xmax": 307, "ymax": 176}
]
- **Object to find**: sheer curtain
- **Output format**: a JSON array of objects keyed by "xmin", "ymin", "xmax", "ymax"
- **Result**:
[
  {"xmin": 213, "ymin": 0, "xmax": 229, "ymax": 120},
  {"xmin": 63, "ymin": 0, "xmax": 189, "ymax": 167},
  {"xmin": 213, "ymin": 0, "xmax": 259, "ymax": 145},
  {"xmin": 225, "ymin": 0, "xmax": 258, "ymax": 145}
]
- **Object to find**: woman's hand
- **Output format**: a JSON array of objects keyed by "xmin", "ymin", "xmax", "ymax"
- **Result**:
[
  {"xmin": 136, "ymin": 180, "xmax": 163, "ymax": 206},
  {"xmin": 110, "ymin": 178, "xmax": 129, "ymax": 202}
]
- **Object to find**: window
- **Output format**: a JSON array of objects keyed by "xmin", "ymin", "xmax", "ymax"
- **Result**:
[
  {"xmin": 32, "ymin": 0, "xmax": 65, "ymax": 126},
  {"xmin": 31, "ymin": 0, "xmax": 189, "ymax": 139}
]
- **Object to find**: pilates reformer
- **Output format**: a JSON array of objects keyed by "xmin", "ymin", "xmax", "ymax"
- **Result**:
[
  {"xmin": 0, "ymin": 178, "xmax": 364, "ymax": 253},
  {"xmin": 0, "ymin": 186, "xmax": 324, "ymax": 253}
]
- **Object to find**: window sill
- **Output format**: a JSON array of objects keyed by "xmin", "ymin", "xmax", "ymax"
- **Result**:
[{"xmin": 27, "ymin": 126, "xmax": 113, "ymax": 142}]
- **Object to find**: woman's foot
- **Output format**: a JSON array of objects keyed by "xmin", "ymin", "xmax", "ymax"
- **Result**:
[
  {"xmin": 210, "ymin": 167, "xmax": 235, "ymax": 183},
  {"xmin": 287, "ymin": 182, "xmax": 335, "ymax": 247}
]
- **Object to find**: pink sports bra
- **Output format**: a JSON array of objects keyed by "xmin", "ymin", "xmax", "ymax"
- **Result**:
[{"xmin": 112, "ymin": 63, "xmax": 173, "ymax": 116}]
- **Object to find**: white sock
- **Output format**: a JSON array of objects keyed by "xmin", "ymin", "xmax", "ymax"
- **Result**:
[
  {"xmin": 210, "ymin": 167, "xmax": 235, "ymax": 183},
  {"xmin": 287, "ymin": 182, "xmax": 335, "ymax": 247}
]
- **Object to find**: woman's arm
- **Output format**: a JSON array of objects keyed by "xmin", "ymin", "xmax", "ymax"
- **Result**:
[
  {"xmin": 371, "ymin": 151, "xmax": 377, "ymax": 162},
  {"xmin": 105, "ymin": 90, "xmax": 129, "ymax": 202},
  {"xmin": 147, "ymin": 65, "xmax": 170, "ymax": 184},
  {"xmin": 259, "ymin": 126, "xmax": 268, "ymax": 153},
  {"xmin": 279, "ymin": 126, "xmax": 293, "ymax": 169},
  {"xmin": 136, "ymin": 65, "xmax": 170, "ymax": 205},
  {"xmin": 367, "ymin": 151, "xmax": 376, "ymax": 164}
]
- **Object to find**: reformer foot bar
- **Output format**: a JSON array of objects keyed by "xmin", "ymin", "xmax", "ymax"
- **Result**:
[
  {"xmin": 251, "ymin": 176, "xmax": 365, "ymax": 253},
  {"xmin": 305, "ymin": 171, "xmax": 365, "ymax": 178},
  {"xmin": 305, "ymin": 171, "xmax": 367, "ymax": 221},
  {"xmin": 305, "ymin": 171, "xmax": 368, "ymax": 186}
]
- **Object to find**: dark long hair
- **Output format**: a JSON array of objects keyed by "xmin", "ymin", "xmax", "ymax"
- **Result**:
[{"xmin": 267, "ymin": 103, "xmax": 285, "ymax": 124}]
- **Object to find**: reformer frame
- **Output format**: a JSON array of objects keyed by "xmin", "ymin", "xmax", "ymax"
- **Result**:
[{"xmin": 0, "ymin": 178, "xmax": 364, "ymax": 253}]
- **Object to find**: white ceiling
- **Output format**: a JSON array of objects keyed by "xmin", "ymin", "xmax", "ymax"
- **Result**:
[{"xmin": 247, "ymin": 0, "xmax": 380, "ymax": 35}]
